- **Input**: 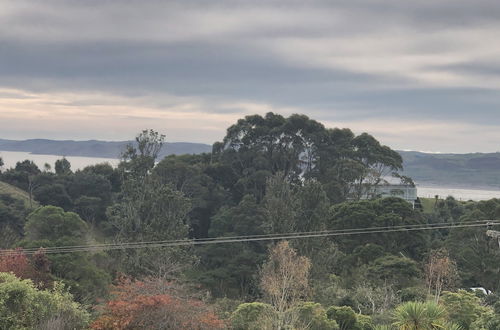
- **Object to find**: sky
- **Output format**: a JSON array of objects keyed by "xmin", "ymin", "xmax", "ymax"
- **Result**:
[{"xmin": 1, "ymin": 0, "xmax": 500, "ymax": 153}]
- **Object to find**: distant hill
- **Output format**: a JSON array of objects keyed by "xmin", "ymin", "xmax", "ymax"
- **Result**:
[
  {"xmin": 0, "ymin": 139, "xmax": 212, "ymax": 159},
  {"xmin": 2, "ymin": 139, "xmax": 499, "ymax": 190},
  {"xmin": 399, "ymin": 151, "xmax": 500, "ymax": 190}
]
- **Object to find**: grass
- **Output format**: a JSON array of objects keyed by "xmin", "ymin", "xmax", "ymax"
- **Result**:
[
  {"xmin": 419, "ymin": 197, "xmax": 437, "ymax": 214},
  {"xmin": 0, "ymin": 181, "xmax": 39, "ymax": 209}
]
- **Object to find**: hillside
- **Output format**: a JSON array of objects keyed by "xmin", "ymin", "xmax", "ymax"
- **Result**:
[
  {"xmin": 400, "ymin": 151, "xmax": 500, "ymax": 190},
  {"xmin": 0, "ymin": 139, "xmax": 212, "ymax": 159},
  {"xmin": 0, "ymin": 181, "xmax": 38, "ymax": 208}
]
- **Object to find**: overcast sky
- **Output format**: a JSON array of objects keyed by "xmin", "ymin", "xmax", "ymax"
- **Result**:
[{"xmin": 1, "ymin": 0, "xmax": 500, "ymax": 152}]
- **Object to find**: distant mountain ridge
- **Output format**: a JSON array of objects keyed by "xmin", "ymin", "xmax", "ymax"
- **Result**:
[
  {"xmin": 0, "ymin": 138, "xmax": 212, "ymax": 159},
  {"xmin": 399, "ymin": 150, "xmax": 500, "ymax": 190},
  {"xmin": 2, "ymin": 139, "xmax": 499, "ymax": 190}
]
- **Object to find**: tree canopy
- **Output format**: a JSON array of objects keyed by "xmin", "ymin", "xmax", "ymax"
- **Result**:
[{"xmin": 0, "ymin": 115, "xmax": 499, "ymax": 329}]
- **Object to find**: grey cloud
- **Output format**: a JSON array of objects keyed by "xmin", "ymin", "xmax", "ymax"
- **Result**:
[
  {"xmin": 4, "ymin": 1, "xmax": 500, "ymax": 43},
  {"xmin": 2, "ymin": 36, "xmax": 499, "ymax": 125},
  {"xmin": 432, "ymin": 62, "xmax": 500, "ymax": 77},
  {"xmin": 2, "ymin": 0, "xmax": 500, "ymax": 151},
  {"xmin": 0, "ymin": 38, "xmax": 379, "ymax": 98},
  {"xmin": 15, "ymin": 42, "xmax": 500, "ymax": 103}
]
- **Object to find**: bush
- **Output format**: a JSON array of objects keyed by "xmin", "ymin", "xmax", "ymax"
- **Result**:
[
  {"xmin": 327, "ymin": 305, "xmax": 358, "ymax": 329},
  {"xmin": 231, "ymin": 302, "xmax": 275, "ymax": 330},
  {"xmin": 295, "ymin": 302, "xmax": 339, "ymax": 330},
  {"xmin": 0, "ymin": 272, "xmax": 90, "ymax": 329},
  {"xmin": 91, "ymin": 277, "xmax": 225, "ymax": 330},
  {"xmin": 327, "ymin": 305, "xmax": 373, "ymax": 330}
]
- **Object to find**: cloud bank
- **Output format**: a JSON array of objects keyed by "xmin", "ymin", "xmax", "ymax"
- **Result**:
[{"xmin": 1, "ymin": 0, "xmax": 500, "ymax": 152}]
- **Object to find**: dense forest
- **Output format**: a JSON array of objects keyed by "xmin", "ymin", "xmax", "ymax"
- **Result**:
[{"xmin": 0, "ymin": 113, "xmax": 499, "ymax": 329}]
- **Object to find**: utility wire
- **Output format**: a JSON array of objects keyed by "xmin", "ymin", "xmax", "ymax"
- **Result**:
[
  {"xmin": 6, "ymin": 220, "xmax": 487, "ymax": 254},
  {"xmin": 1, "ymin": 221, "xmax": 498, "ymax": 256},
  {"xmin": 2, "ymin": 220, "xmax": 492, "ymax": 254},
  {"xmin": 3, "ymin": 221, "xmax": 498, "ymax": 255}
]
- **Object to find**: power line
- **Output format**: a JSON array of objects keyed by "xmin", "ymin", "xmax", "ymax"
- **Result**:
[
  {"xmin": 7, "ymin": 220, "xmax": 486, "ymax": 254},
  {"xmin": 0, "ymin": 221, "xmax": 484, "ymax": 254},
  {"xmin": 3, "ymin": 221, "xmax": 498, "ymax": 255},
  {"xmin": 2, "ymin": 221, "xmax": 498, "ymax": 256}
]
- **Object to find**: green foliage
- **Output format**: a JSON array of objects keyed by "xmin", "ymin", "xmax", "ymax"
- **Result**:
[
  {"xmin": 279, "ymin": 179, "xmax": 339, "ymax": 276},
  {"xmin": 46, "ymin": 251, "xmax": 111, "ymax": 303},
  {"xmin": 3, "ymin": 159, "xmax": 116, "ymax": 221},
  {"xmin": 209, "ymin": 195, "xmax": 266, "ymax": 238},
  {"xmin": 325, "ymin": 305, "xmax": 374, "ymax": 330},
  {"xmin": 296, "ymin": 302, "xmax": 339, "ymax": 330},
  {"xmin": 356, "ymin": 313, "xmax": 375, "ymax": 330},
  {"xmin": 107, "ymin": 181, "xmax": 190, "ymax": 242},
  {"xmin": 22, "ymin": 206, "xmax": 110, "ymax": 303},
  {"xmin": 68, "ymin": 171, "xmax": 112, "ymax": 203},
  {"xmin": 54, "ymin": 157, "xmax": 72, "ymax": 175},
  {"xmin": 0, "ymin": 272, "xmax": 89, "ymax": 330},
  {"xmin": 295, "ymin": 180, "xmax": 331, "ymax": 231},
  {"xmin": 312, "ymin": 275, "xmax": 350, "ymax": 308},
  {"xmin": 398, "ymin": 286, "xmax": 427, "ymax": 303},
  {"xmin": 106, "ymin": 181, "xmax": 192, "ymax": 276},
  {"xmin": 349, "ymin": 133, "xmax": 403, "ymax": 200},
  {"xmin": 470, "ymin": 308, "xmax": 500, "ymax": 330},
  {"xmin": 0, "ymin": 193, "xmax": 29, "ymax": 248},
  {"xmin": 14, "ymin": 160, "xmax": 41, "ymax": 176},
  {"xmin": 392, "ymin": 301, "xmax": 446, "ymax": 330},
  {"xmin": 392, "ymin": 301, "xmax": 464, "ymax": 330},
  {"xmin": 344, "ymin": 243, "xmax": 386, "ymax": 268},
  {"xmin": 214, "ymin": 112, "xmax": 402, "ymax": 202},
  {"xmin": 446, "ymin": 201, "xmax": 500, "ymax": 292},
  {"xmin": 435, "ymin": 196, "xmax": 465, "ymax": 223},
  {"xmin": 330, "ymin": 197, "xmax": 428, "ymax": 259},
  {"xmin": 120, "ymin": 129, "xmax": 165, "ymax": 180},
  {"xmin": 81, "ymin": 162, "xmax": 121, "ymax": 192},
  {"xmin": 74, "ymin": 195, "xmax": 104, "ymax": 225},
  {"xmin": 110, "ymin": 129, "xmax": 189, "ymax": 243},
  {"xmin": 154, "ymin": 154, "xmax": 228, "ymax": 238},
  {"xmin": 0, "ymin": 161, "xmax": 41, "ymax": 209},
  {"xmin": 374, "ymin": 326, "xmax": 394, "ymax": 330},
  {"xmin": 262, "ymin": 173, "xmax": 299, "ymax": 233},
  {"xmin": 441, "ymin": 290, "xmax": 488, "ymax": 329},
  {"xmin": 327, "ymin": 305, "xmax": 358, "ymax": 330},
  {"xmin": 24, "ymin": 206, "xmax": 89, "ymax": 242},
  {"xmin": 196, "ymin": 195, "xmax": 268, "ymax": 297},
  {"xmin": 0, "ymin": 181, "xmax": 37, "ymax": 208},
  {"xmin": 231, "ymin": 302, "xmax": 275, "ymax": 330},
  {"xmin": 212, "ymin": 297, "xmax": 242, "ymax": 321},
  {"xmin": 3, "ymin": 120, "xmax": 500, "ymax": 329},
  {"xmin": 33, "ymin": 183, "xmax": 73, "ymax": 210},
  {"xmin": 107, "ymin": 130, "xmax": 195, "ymax": 276},
  {"xmin": 367, "ymin": 255, "xmax": 420, "ymax": 289},
  {"xmin": 352, "ymin": 283, "xmax": 400, "ymax": 317}
]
